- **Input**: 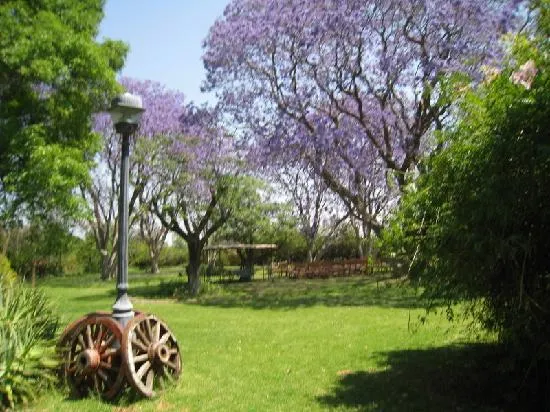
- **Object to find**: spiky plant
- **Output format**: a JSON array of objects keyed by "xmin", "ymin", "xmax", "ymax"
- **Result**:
[{"xmin": 0, "ymin": 262, "xmax": 59, "ymax": 410}]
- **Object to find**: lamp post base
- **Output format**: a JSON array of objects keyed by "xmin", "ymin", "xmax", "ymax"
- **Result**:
[{"xmin": 112, "ymin": 292, "xmax": 134, "ymax": 328}]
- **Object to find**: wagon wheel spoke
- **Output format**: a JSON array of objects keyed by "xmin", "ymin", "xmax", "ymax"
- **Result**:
[
  {"xmin": 163, "ymin": 366, "xmax": 175, "ymax": 381},
  {"xmin": 165, "ymin": 360, "xmax": 179, "ymax": 372},
  {"xmin": 132, "ymin": 336, "xmax": 149, "ymax": 352},
  {"xmin": 63, "ymin": 315, "xmax": 125, "ymax": 400},
  {"xmin": 97, "ymin": 368, "xmax": 109, "ymax": 382},
  {"xmin": 102, "ymin": 332, "xmax": 116, "ymax": 349},
  {"xmin": 147, "ymin": 318, "xmax": 156, "ymax": 342},
  {"xmin": 94, "ymin": 324, "xmax": 105, "ymax": 350},
  {"xmin": 159, "ymin": 331, "xmax": 170, "ymax": 345},
  {"xmin": 154, "ymin": 321, "xmax": 161, "ymax": 343},
  {"xmin": 134, "ymin": 353, "xmax": 149, "ymax": 362},
  {"xmin": 85, "ymin": 325, "xmax": 93, "ymax": 349},
  {"xmin": 145, "ymin": 369, "xmax": 155, "ymax": 391},
  {"xmin": 122, "ymin": 314, "xmax": 183, "ymax": 398},
  {"xmin": 101, "ymin": 348, "xmax": 117, "ymax": 359},
  {"xmin": 77, "ymin": 334, "xmax": 86, "ymax": 350}
]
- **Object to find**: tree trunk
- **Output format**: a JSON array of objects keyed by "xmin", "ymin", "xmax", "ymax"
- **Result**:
[
  {"xmin": 100, "ymin": 249, "xmax": 115, "ymax": 280},
  {"xmin": 351, "ymin": 219, "xmax": 364, "ymax": 258},
  {"xmin": 150, "ymin": 248, "xmax": 160, "ymax": 274},
  {"xmin": 307, "ymin": 247, "xmax": 314, "ymax": 263},
  {"xmin": 150, "ymin": 258, "xmax": 159, "ymax": 274},
  {"xmin": 186, "ymin": 240, "xmax": 201, "ymax": 296},
  {"xmin": 240, "ymin": 250, "xmax": 254, "ymax": 281},
  {"xmin": 306, "ymin": 236, "xmax": 315, "ymax": 263}
]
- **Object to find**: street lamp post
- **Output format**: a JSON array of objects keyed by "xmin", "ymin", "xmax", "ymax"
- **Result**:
[
  {"xmin": 108, "ymin": 92, "xmax": 144, "ymax": 327},
  {"xmin": 58, "ymin": 91, "xmax": 181, "ymax": 399}
]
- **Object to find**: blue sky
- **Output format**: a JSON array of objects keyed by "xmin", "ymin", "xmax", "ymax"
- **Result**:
[{"xmin": 99, "ymin": 0, "xmax": 230, "ymax": 105}]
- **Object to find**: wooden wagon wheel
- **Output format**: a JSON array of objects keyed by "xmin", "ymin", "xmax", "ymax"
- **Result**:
[
  {"xmin": 64, "ymin": 315, "xmax": 126, "ymax": 400},
  {"xmin": 122, "ymin": 314, "xmax": 182, "ymax": 397}
]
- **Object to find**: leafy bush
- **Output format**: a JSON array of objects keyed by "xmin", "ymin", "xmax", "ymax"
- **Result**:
[
  {"xmin": 383, "ymin": 8, "xmax": 550, "ymax": 406},
  {"xmin": 129, "ymin": 237, "xmax": 187, "ymax": 271},
  {"xmin": 159, "ymin": 244, "xmax": 187, "ymax": 267},
  {"xmin": 0, "ymin": 277, "xmax": 59, "ymax": 409},
  {"xmin": 129, "ymin": 237, "xmax": 150, "ymax": 269}
]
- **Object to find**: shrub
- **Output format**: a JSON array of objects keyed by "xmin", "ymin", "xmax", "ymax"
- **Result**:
[
  {"xmin": 0, "ymin": 277, "xmax": 59, "ymax": 409},
  {"xmin": 159, "ymin": 244, "xmax": 187, "ymax": 267}
]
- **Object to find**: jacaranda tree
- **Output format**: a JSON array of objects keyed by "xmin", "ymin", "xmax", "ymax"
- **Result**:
[
  {"xmin": 203, "ymin": 0, "xmax": 523, "ymax": 233},
  {"xmin": 87, "ymin": 77, "xmax": 185, "ymax": 279},
  {"xmin": 148, "ymin": 105, "xmax": 247, "ymax": 295}
]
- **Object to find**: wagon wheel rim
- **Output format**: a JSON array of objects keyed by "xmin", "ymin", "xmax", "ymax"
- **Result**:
[
  {"xmin": 122, "ymin": 314, "xmax": 182, "ymax": 397},
  {"xmin": 64, "ymin": 315, "xmax": 125, "ymax": 400},
  {"xmin": 58, "ymin": 311, "xmax": 112, "ymax": 351}
]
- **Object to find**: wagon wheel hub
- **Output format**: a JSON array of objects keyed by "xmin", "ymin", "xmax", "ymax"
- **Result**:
[
  {"xmin": 77, "ymin": 349, "xmax": 101, "ymax": 372},
  {"xmin": 148, "ymin": 342, "xmax": 170, "ymax": 364}
]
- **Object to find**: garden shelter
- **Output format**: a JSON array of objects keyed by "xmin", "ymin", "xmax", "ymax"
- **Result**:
[{"xmin": 203, "ymin": 243, "xmax": 277, "ymax": 281}]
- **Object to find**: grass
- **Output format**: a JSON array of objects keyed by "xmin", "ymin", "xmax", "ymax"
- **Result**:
[{"xmin": 28, "ymin": 270, "xmax": 515, "ymax": 411}]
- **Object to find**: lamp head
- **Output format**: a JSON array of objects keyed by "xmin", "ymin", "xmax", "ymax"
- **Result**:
[{"xmin": 108, "ymin": 92, "xmax": 145, "ymax": 126}]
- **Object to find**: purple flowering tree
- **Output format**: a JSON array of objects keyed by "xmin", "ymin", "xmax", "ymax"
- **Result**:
[
  {"xmin": 203, "ymin": 0, "xmax": 521, "ymax": 235},
  {"xmin": 147, "ymin": 105, "xmax": 245, "ymax": 295},
  {"xmin": 83, "ymin": 77, "xmax": 185, "ymax": 280}
]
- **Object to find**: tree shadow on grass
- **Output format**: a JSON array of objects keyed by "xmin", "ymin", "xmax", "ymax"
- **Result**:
[
  {"xmin": 126, "ymin": 275, "xmax": 427, "ymax": 310},
  {"xmin": 317, "ymin": 343, "xmax": 538, "ymax": 412}
]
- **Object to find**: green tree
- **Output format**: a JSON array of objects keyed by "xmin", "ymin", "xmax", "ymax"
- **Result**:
[
  {"xmin": 0, "ymin": 0, "xmax": 127, "ymax": 220},
  {"xmin": 4, "ymin": 220, "xmax": 73, "ymax": 282},
  {"xmin": 385, "ymin": 2, "xmax": 550, "ymax": 405}
]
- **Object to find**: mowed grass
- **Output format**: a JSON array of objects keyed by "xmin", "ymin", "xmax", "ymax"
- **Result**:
[{"xmin": 31, "ymin": 271, "xmax": 509, "ymax": 412}]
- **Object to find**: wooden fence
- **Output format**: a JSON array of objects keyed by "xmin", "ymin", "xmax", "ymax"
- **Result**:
[{"xmin": 271, "ymin": 258, "xmax": 376, "ymax": 279}]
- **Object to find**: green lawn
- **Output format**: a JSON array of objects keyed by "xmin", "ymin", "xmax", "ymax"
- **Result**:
[{"xmin": 31, "ymin": 271, "xmax": 509, "ymax": 412}]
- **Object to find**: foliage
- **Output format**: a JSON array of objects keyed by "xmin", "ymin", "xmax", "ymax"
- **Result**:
[
  {"xmin": 383, "ymin": 3, "xmax": 550, "ymax": 403},
  {"xmin": 215, "ymin": 177, "xmax": 273, "ymax": 244},
  {"xmin": 71, "ymin": 233, "xmax": 101, "ymax": 274},
  {"xmin": 0, "ymin": 281, "xmax": 59, "ymax": 410},
  {"xmin": 0, "ymin": 0, "xmax": 127, "ymax": 221},
  {"xmin": 4, "ymin": 221, "xmax": 75, "ymax": 279},
  {"xmin": 269, "ymin": 163, "xmax": 351, "ymax": 262},
  {"xmin": 321, "ymin": 223, "xmax": 363, "ymax": 261},
  {"xmin": 241, "ymin": 204, "xmax": 309, "ymax": 262},
  {"xmin": 129, "ymin": 238, "xmax": 188, "ymax": 270}
]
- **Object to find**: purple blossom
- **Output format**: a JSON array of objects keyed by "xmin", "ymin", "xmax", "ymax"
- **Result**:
[{"xmin": 202, "ymin": 0, "xmax": 523, "ymax": 226}]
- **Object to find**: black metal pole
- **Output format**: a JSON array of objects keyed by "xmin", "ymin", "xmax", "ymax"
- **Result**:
[{"xmin": 112, "ymin": 123, "xmax": 136, "ymax": 327}]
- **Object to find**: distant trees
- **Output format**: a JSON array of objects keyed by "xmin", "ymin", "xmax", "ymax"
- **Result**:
[{"xmin": 273, "ymin": 164, "xmax": 347, "ymax": 262}]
